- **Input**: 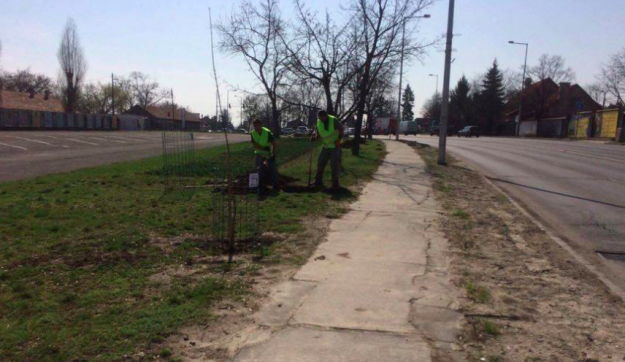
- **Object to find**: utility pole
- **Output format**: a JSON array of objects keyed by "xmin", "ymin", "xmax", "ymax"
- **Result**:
[
  {"xmin": 111, "ymin": 73, "xmax": 116, "ymax": 128},
  {"xmin": 396, "ymin": 22, "xmax": 406, "ymax": 141},
  {"xmin": 509, "ymin": 41, "xmax": 529, "ymax": 136},
  {"xmin": 438, "ymin": 0, "xmax": 455, "ymax": 165},
  {"xmin": 170, "ymin": 88, "xmax": 175, "ymax": 130}
]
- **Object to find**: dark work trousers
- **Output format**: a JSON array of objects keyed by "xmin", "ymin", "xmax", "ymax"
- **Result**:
[
  {"xmin": 315, "ymin": 147, "xmax": 342, "ymax": 188},
  {"xmin": 255, "ymin": 155, "xmax": 278, "ymax": 188}
]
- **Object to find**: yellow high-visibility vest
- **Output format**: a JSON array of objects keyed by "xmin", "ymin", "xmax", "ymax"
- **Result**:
[
  {"xmin": 317, "ymin": 115, "xmax": 339, "ymax": 149},
  {"xmin": 251, "ymin": 127, "xmax": 273, "ymax": 157}
]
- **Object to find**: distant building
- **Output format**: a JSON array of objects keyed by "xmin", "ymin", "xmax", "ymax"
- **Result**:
[
  {"xmin": 0, "ymin": 89, "xmax": 65, "ymax": 128},
  {"xmin": 504, "ymin": 79, "xmax": 601, "ymax": 137},
  {"xmin": 124, "ymin": 105, "xmax": 201, "ymax": 131}
]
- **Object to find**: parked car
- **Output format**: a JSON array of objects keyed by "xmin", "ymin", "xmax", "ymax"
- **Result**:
[
  {"xmin": 346, "ymin": 127, "xmax": 356, "ymax": 136},
  {"xmin": 399, "ymin": 121, "xmax": 418, "ymax": 136},
  {"xmin": 282, "ymin": 127, "xmax": 295, "ymax": 135},
  {"xmin": 457, "ymin": 126, "xmax": 480, "ymax": 137},
  {"xmin": 295, "ymin": 126, "xmax": 310, "ymax": 136}
]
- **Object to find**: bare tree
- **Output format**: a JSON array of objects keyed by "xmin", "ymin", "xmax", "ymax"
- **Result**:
[
  {"xmin": 79, "ymin": 79, "xmax": 133, "ymax": 114},
  {"xmin": 597, "ymin": 48, "xmax": 625, "ymax": 105},
  {"xmin": 218, "ymin": 0, "xmax": 289, "ymax": 135},
  {"xmin": 346, "ymin": 0, "xmax": 436, "ymax": 155},
  {"xmin": 1, "ymin": 68, "xmax": 54, "ymax": 94},
  {"xmin": 280, "ymin": 0, "xmax": 359, "ymax": 117},
  {"xmin": 585, "ymin": 82, "xmax": 607, "ymax": 106},
  {"xmin": 528, "ymin": 54, "xmax": 575, "ymax": 83},
  {"xmin": 128, "ymin": 71, "xmax": 166, "ymax": 108},
  {"xmin": 57, "ymin": 18, "xmax": 87, "ymax": 113},
  {"xmin": 523, "ymin": 54, "xmax": 575, "ymax": 122}
]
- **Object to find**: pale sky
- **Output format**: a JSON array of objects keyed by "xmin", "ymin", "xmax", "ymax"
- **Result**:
[{"xmin": 1, "ymin": 0, "xmax": 623, "ymax": 124}]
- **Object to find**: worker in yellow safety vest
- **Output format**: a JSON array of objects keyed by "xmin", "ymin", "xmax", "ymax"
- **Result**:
[
  {"xmin": 251, "ymin": 119, "xmax": 278, "ymax": 190},
  {"xmin": 314, "ymin": 110, "xmax": 344, "ymax": 190}
]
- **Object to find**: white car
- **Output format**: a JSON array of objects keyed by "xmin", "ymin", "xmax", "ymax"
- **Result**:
[
  {"xmin": 346, "ymin": 127, "xmax": 356, "ymax": 136},
  {"xmin": 282, "ymin": 128, "xmax": 295, "ymax": 135},
  {"xmin": 295, "ymin": 126, "xmax": 309, "ymax": 136}
]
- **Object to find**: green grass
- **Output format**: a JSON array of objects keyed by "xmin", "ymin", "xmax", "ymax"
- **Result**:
[
  {"xmin": 451, "ymin": 208, "xmax": 470, "ymax": 219},
  {"xmin": 0, "ymin": 138, "xmax": 385, "ymax": 362},
  {"xmin": 481, "ymin": 319, "xmax": 501, "ymax": 336},
  {"xmin": 466, "ymin": 281, "xmax": 491, "ymax": 303}
]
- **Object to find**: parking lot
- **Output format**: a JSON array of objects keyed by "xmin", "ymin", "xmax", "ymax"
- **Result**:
[{"xmin": 0, "ymin": 131, "xmax": 248, "ymax": 183}]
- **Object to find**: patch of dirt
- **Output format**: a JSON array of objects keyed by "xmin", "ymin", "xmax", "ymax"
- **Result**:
[
  {"xmin": 409, "ymin": 141, "xmax": 625, "ymax": 362},
  {"xmin": 139, "ymin": 217, "xmax": 331, "ymax": 362}
]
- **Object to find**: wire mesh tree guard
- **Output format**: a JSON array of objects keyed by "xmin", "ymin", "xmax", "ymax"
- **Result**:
[
  {"xmin": 160, "ymin": 130, "xmax": 260, "ymax": 260},
  {"xmin": 161, "ymin": 130, "xmax": 198, "ymax": 193}
]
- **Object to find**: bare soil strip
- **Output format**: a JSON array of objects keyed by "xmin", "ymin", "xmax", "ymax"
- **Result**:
[{"xmin": 408, "ymin": 141, "xmax": 625, "ymax": 362}]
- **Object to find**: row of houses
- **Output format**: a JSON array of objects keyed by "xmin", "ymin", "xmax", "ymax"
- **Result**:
[
  {"xmin": 504, "ymin": 79, "xmax": 624, "ymax": 141},
  {"xmin": 0, "ymin": 89, "xmax": 202, "ymax": 131}
]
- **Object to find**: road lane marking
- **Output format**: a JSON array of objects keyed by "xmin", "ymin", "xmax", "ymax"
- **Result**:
[
  {"xmin": 0, "ymin": 142, "xmax": 28, "ymax": 151},
  {"xmin": 66, "ymin": 138, "xmax": 100, "ymax": 146},
  {"xmin": 8, "ymin": 136, "xmax": 70, "ymax": 148},
  {"xmin": 106, "ymin": 135, "xmax": 144, "ymax": 142},
  {"xmin": 41, "ymin": 135, "xmax": 100, "ymax": 146},
  {"xmin": 558, "ymin": 149, "xmax": 625, "ymax": 164},
  {"xmin": 87, "ymin": 136, "xmax": 127, "ymax": 144}
]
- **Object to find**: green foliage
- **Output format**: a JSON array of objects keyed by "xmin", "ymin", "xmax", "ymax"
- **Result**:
[
  {"xmin": 451, "ymin": 208, "xmax": 470, "ymax": 219},
  {"xmin": 466, "ymin": 281, "xmax": 490, "ymax": 303},
  {"xmin": 481, "ymin": 319, "xmax": 501, "ymax": 336},
  {"xmin": 450, "ymin": 75, "xmax": 474, "ymax": 128},
  {"xmin": 477, "ymin": 59, "xmax": 506, "ymax": 134},
  {"xmin": 401, "ymin": 84, "xmax": 415, "ymax": 122}
]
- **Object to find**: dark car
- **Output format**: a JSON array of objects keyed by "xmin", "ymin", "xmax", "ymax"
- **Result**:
[{"xmin": 457, "ymin": 126, "xmax": 480, "ymax": 138}]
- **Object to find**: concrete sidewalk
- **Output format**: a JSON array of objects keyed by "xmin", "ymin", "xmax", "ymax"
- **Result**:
[{"xmin": 235, "ymin": 141, "xmax": 463, "ymax": 362}]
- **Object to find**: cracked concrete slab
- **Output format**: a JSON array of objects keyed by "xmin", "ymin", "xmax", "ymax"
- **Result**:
[
  {"xmin": 233, "ymin": 141, "xmax": 463, "ymax": 362},
  {"xmin": 254, "ymin": 280, "xmax": 317, "ymax": 327},
  {"xmin": 234, "ymin": 327, "xmax": 432, "ymax": 362}
]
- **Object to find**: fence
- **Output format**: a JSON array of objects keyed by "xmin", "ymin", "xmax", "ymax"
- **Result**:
[
  {"xmin": 0, "ymin": 108, "xmax": 122, "ymax": 130},
  {"xmin": 568, "ymin": 108, "xmax": 623, "ymax": 140}
]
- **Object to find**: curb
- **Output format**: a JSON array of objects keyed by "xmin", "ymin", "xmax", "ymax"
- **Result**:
[{"xmin": 481, "ymin": 174, "xmax": 625, "ymax": 302}]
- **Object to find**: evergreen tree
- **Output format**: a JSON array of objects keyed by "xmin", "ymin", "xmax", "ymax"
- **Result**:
[
  {"xmin": 450, "ymin": 75, "xmax": 472, "ymax": 128},
  {"xmin": 478, "ymin": 60, "xmax": 506, "ymax": 134},
  {"xmin": 401, "ymin": 84, "xmax": 415, "ymax": 122}
]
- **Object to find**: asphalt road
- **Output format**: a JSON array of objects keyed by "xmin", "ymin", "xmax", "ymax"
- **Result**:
[
  {"xmin": 404, "ymin": 135, "xmax": 625, "ymax": 292},
  {"xmin": 0, "ymin": 131, "xmax": 249, "ymax": 183}
]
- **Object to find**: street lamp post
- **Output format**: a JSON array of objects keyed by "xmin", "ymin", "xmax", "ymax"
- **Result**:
[
  {"xmin": 396, "ymin": 14, "xmax": 431, "ymax": 141},
  {"xmin": 509, "ymin": 40, "xmax": 529, "ymax": 137},
  {"xmin": 429, "ymin": 74, "xmax": 439, "ymax": 95}
]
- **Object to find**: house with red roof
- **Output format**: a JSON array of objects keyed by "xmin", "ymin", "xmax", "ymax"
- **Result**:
[
  {"xmin": 0, "ymin": 89, "xmax": 66, "ymax": 128},
  {"xmin": 504, "ymin": 79, "xmax": 601, "ymax": 137},
  {"xmin": 124, "ymin": 105, "xmax": 201, "ymax": 131}
]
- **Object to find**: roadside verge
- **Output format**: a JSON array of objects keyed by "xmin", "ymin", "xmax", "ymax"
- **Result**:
[{"xmin": 406, "ymin": 141, "xmax": 625, "ymax": 362}]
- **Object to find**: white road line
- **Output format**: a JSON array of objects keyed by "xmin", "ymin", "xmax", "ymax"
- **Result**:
[
  {"xmin": 87, "ymin": 136, "xmax": 127, "ymax": 144},
  {"xmin": 66, "ymin": 138, "xmax": 100, "ymax": 146},
  {"xmin": 8, "ymin": 136, "xmax": 70, "ymax": 148},
  {"xmin": 107, "ymin": 135, "xmax": 143, "ymax": 142},
  {"xmin": 41, "ymin": 135, "xmax": 99, "ymax": 146},
  {"xmin": 0, "ymin": 142, "xmax": 28, "ymax": 151}
]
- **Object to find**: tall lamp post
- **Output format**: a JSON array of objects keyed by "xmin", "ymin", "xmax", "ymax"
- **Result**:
[
  {"xmin": 429, "ymin": 74, "xmax": 439, "ymax": 95},
  {"xmin": 509, "ymin": 40, "xmax": 529, "ymax": 137},
  {"xmin": 437, "ymin": 0, "xmax": 455, "ymax": 165},
  {"xmin": 396, "ymin": 14, "xmax": 431, "ymax": 141}
]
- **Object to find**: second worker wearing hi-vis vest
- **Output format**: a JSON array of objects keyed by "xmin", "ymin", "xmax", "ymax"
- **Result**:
[{"xmin": 314, "ymin": 110, "xmax": 344, "ymax": 190}]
